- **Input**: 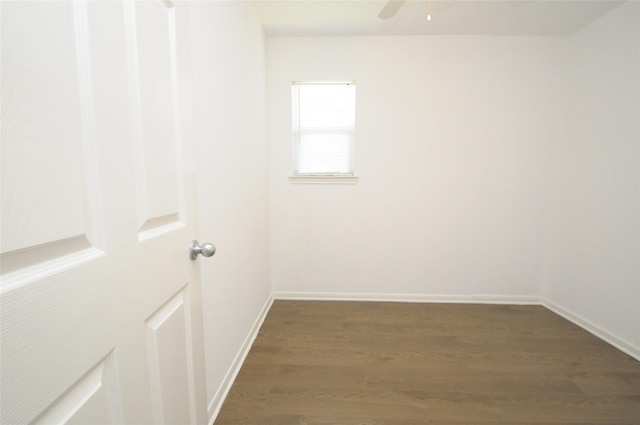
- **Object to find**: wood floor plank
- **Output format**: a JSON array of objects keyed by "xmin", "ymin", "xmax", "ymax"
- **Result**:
[
  {"xmin": 235, "ymin": 363, "xmax": 366, "ymax": 389},
  {"xmin": 214, "ymin": 301, "xmax": 640, "ymax": 424}
]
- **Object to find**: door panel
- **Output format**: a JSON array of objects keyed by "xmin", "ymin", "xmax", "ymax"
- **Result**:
[
  {"xmin": 128, "ymin": 0, "xmax": 182, "ymax": 232},
  {"xmin": 146, "ymin": 288, "xmax": 193, "ymax": 424},
  {"xmin": 0, "ymin": 1, "xmax": 207, "ymax": 424},
  {"xmin": 1, "ymin": 256, "xmax": 117, "ymax": 424},
  {"xmin": 33, "ymin": 354, "xmax": 121, "ymax": 425},
  {"xmin": 1, "ymin": 1, "xmax": 94, "ymax": 271}
]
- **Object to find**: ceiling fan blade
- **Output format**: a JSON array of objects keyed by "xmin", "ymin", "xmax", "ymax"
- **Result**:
[{"xmin": 378, "ymin": 0, "xmax": 407, "ymax": 19}]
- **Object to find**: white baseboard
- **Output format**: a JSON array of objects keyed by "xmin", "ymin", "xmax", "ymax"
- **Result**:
[
  {"xmin": 542, "ymin": 298, "xmax": 640, "ymax": 361},
  {"xmin": 207, "ymin": 295, "xmax": 274, "ymax": 425},
  {"xmin": 470, "ymin": 294, "xmax": 541, "ymax": 305},
  {"xmin": 272, "ymin": 291, "xmax": 540, "ymax": 305}
]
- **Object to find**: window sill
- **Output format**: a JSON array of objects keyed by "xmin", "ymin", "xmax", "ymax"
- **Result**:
[{"xmin": 289, "ymin": 175, "xmax": 359, "ymax": 185}]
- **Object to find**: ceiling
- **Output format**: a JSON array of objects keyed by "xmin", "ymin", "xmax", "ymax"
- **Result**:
[{"xmin": 252, "ymin": 0, "xmax": 626, "ymax": 36}]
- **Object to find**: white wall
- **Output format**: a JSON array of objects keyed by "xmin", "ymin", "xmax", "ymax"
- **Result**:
[
  {"xmin": 542, "ymin": 2, "xmax": 640, "ymax": 354},
  {"xmin": 267, "ymin": 3, "xmax": 639, "ymax": 355},
  {"xmin": 188, "ymin": 0, "xmax": 270, "ymax": 413},
  {"xmin": 268, "ymin": 36, "xmax": 560, "ymax": 299}
]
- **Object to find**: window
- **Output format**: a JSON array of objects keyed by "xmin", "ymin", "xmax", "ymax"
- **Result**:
[{"xmin": 292, "ymin": 82, "xmax": 356, "ymax": 181}]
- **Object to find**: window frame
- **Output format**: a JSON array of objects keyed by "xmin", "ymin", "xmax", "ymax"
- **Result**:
[{"xmin": 290, "ymin": 81, "xmax": 358, "ymax": 184}]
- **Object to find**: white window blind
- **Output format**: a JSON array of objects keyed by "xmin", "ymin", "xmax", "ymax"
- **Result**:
[{"xmin": 292, "ymin": 82, "xmax": 356, "ymax": 176}]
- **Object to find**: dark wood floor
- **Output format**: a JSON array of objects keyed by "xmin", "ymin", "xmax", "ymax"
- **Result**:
[{"xmin": 215, "ymin": 301, "xmax": 640, "ymax": 424}]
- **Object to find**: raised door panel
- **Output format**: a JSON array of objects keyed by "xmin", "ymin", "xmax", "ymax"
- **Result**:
[
  {"xmin": 0, "ymin": 257, "xmax": 123, "ymax": 425},
  {"xmin": 33, "ymin": 355, "xmax": 122, "ymax": 425},
  {"xmin": 127, "ymin": 0, "xmax": 182, "ymax": 235},
  {"xmin": 146, "ymin": 288, "xmax": 195, "ymax": 424},
  {"xmin": 1, "ymin": 1, "xmax": 97, "ymax": 275}
]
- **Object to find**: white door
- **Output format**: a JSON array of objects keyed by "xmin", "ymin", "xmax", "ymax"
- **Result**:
[{"xmin": 1, "ymin": 1, "xmax": 208, "ymax": 424}]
